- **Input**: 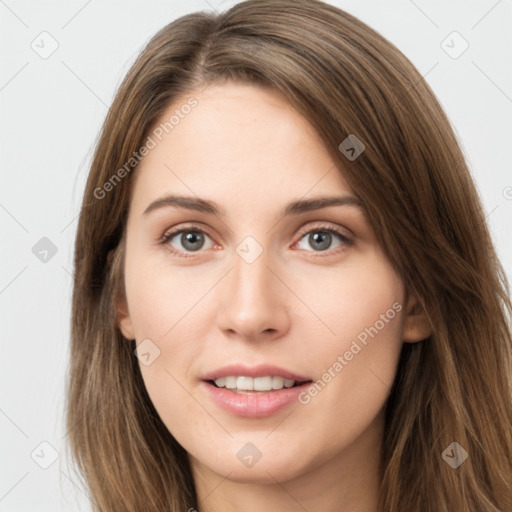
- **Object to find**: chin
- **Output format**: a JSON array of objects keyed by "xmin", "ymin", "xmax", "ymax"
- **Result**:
[
  {"xmin": 214, "ymin": 460, "xmax": 305, "ymax": 484},
  {"xmin": 190, "ymin": 446, "xmax": 311, "ymax": 484}
]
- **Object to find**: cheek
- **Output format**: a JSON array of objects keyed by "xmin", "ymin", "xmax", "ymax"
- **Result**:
[
  {"xmin": 290, "ymin": 253, "xmax": 405, "ymax": 435},
  {"xmin": 123, "ymin": 249, "xmax": 214, "ymax": 422},
  {"xmin": 124, "ymin": 247, "xmax": 206, "ymax": 340},
  {"xmin": 291, "ymin": 250, "xmax": 404, "ymax": 350}
]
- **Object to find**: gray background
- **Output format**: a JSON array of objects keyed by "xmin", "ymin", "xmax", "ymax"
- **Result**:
[{"xmin": 1, "ymin": 0, "xmax": 511, "ymax": 509}]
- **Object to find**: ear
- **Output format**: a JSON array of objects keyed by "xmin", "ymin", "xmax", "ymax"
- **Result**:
[
  {"xmin": 116, "ymin": 294, "xmax": 135, "ymax": 340},
  {"xmin": 402, "ymin": 292, "xmax": 432, "ymax": 343},
  {"xmin": 108, "ymin": 248, "xmax": 136, "ymax": 341}
]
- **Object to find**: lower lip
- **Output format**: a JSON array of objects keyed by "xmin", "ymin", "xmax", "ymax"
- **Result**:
[{"xmin": 201, "ymin": 380, "xmax": 311, "ymax": 418}]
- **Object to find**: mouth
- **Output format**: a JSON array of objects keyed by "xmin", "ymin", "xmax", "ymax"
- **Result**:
[
  {"xmin": 205, "ymin": 376, "xmax": 313, "ymax": 394},
  {"xmin": 201, "ymin": 376, "xmax": 314, "ymax": 417},
  {"xmin": 200, "ymin": 365, "xmax": 313, "ymax": 416}
]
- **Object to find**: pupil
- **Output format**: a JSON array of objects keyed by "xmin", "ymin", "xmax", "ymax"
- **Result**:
[
  {"xmin": 182, "ymin": 231, "xmax": 204, "ymax": 251},
  {"xmin": 310, "ymin": 231, "xmax": 331, "ymax": 251}
]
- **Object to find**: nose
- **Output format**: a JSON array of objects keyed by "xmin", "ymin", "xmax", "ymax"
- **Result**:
[{"xmin": 216, "ymin": 248, "xmax": 291, "ymax": 342}]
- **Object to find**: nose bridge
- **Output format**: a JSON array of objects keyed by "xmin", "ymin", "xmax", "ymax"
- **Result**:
[
  {"xmin": 230, "ymin": 240, "xmax": 276, "ymax": 309},
  {"xmin": 216, "ymin": 236, "xmax": 290, "ymax": 339}
]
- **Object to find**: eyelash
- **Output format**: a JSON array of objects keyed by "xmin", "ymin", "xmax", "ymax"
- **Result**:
[{"xmin": 159, "ymin": 224, "xmax": 353, "ymax": 258}]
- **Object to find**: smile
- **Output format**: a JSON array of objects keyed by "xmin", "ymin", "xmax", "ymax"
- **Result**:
[{"xmin": 211, "ymin": 375, "xmax": 305, "ymax": 393}]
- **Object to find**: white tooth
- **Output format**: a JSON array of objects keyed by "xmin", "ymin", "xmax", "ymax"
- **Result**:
[
  {"xmin": 237, "ymin": 376, "xmax": 253, "ymax": 390},
  {"xmin": 224, "ymin": 376, "xmax": 237, "ymax": 389},
  {"xmin": 215, "ymin": 375, "xmax": 297, "ymax": 392},
  {"xmin": 271, "ymin": 376, "xmax": 284, "ymax": 390},
  {"xmin": 253, "ymin": 376, "xmax": 273, "ymax": 391},
  {"xmin": 214, "ymin": 377, "xmax": 226, "ymax": 388}
]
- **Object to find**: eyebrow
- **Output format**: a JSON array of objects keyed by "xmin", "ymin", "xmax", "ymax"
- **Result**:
[{"xmin": 142, "ymin": 194, "xmax": 363, "ymax": 218}]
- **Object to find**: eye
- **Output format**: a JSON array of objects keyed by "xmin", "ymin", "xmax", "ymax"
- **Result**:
[
  {"xmin": 160, "ymin": 226, "xmax": 215, "ymax": 257},
  {"xmin": 294, "ymin": 225, "xmax": 353, "ymax": 254},
  {"xmin": 160, "ymin": 223, "xmax": 353, "ymax": 258}
]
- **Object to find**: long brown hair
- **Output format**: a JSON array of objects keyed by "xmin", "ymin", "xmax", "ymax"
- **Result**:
[{"xmin": 65, "ymin": 1, "xmax": 512, "ymax": 510}]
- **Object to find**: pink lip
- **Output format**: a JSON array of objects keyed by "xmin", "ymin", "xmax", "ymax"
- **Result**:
[
  {"xmin": 200, "ymin": 380, "xmax": 312, "ymax": 418},
  {"xmin": 200, "ymin": 364, "xmax": 312, "ymax": 418},
  {"xmin": 201, "ymin": 364, "xmax": 311, "ymax": 382}
]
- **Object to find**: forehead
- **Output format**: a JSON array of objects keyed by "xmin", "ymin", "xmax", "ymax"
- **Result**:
[{"xmin": 130, "ymin": 81, "xmax": 352, "ymax": 213}]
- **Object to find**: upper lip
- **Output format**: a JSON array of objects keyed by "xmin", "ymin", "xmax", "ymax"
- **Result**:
[{"xmin": 201, "ymin": 364, "xmax": 312, "ymax": 383}]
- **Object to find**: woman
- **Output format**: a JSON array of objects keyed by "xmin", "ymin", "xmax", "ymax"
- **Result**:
[{"xmin": 65, "ymin": 1, "xmax": 512, "ymax": 510}]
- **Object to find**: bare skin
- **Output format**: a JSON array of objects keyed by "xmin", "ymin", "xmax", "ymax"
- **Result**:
[{"xmin": 117, "ymin": 81, "xmax": 431, "ymax": 512}]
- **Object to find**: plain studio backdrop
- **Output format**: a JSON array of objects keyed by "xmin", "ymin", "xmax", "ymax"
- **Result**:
[{"xmin": 0, "ymin": 0, "xmax": 511, "ymax": 510}]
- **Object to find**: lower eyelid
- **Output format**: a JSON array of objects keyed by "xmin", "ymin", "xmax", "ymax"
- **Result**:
[
  {"xmin": 160, "ymin": 228, "xmax": 215, "ymax": 249},
  {"xmin": 294, "ymin": 229, "xmax": 352, "ymax": 253}
]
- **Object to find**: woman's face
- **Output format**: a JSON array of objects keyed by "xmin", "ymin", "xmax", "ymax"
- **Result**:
[{"xmin": 117, "ymin": 81, "xmax": 428, "ymax": 487}]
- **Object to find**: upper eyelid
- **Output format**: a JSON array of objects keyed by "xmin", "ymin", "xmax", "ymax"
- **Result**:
[
  {"xmin": 162, "ymin": 223, "xmax": 213, "ymax": 241},
  {"xmin": 296, "ymin": 223, "xmax": 351, "ymax": 238}
]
